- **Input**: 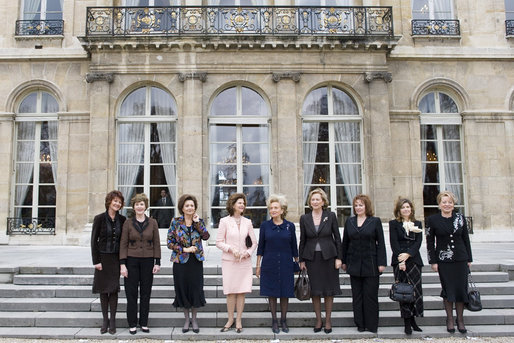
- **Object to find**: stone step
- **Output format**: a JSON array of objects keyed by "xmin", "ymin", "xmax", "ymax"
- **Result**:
[
  {"xmin": 3, "ymin": 280, "xmax": 514, "ymax": 298},
  {"xmin": 0, "ymin": 325, "xmax": 513, "ymax": 340},
  {"xmin": 0, "ymin": 308, "xmax": 512, "ymax": 328},
  {"xmin": 2, "ymin": 294, "xmax": 514, "ymax": 313},
  {"xmin": 12, "ymin": 271, "xmax": 510, "ymax": 286}
]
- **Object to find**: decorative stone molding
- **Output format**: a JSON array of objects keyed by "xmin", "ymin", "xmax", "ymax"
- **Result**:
[
  {"xmin": 178, "ymin": 72, "xmax": 207, "ymax": 82},
  {"xmin": 364, "ymin": 71, "xmax": 392, "ymax": 83},
  {"xmin": 272, "ymin": 72, "xmax": 301, "ymax": 83},
  {"xmin": 85, "ymin": 73, "xmax": 114, "ymax": 83}
]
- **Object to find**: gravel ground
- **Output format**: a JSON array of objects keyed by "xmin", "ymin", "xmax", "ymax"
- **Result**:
[{"xmin": 0, "ymin": 338, "xmax": 513, "ymax": 343}]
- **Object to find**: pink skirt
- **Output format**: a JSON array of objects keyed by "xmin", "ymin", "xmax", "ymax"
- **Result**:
[{"xmin": 221, "ymin": 259, "xmax": 253, "ymax": 295}]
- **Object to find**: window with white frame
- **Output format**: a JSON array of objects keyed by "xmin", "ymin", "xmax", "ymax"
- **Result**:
[
  {"xmin": 412, "ymin": 0, "xmax": 454, "ymax": 20},
  {"xmin": 302, "ymin": 85, "xmax": 362, "ymax": 226},
  {"xmin": 21, "ymin": 0, "xmax": 63, "ymax": 20},
  {"xmin": 117, "ymin": 86, "xmax": 177, "ymax": 224},
  {"xmin": 506, "ymin": 0, "xmax": 514, "ymax": 20},
  {"xmin": 13, "ymin": 91, "xmax": 58, "ymax": 223},
  {"xmin": 419, "ymin": 91, "xmax": 465, "ymax": 218},
  {"xmin": 209, "ymin": 86, "xmax": 270, "ymax": 228}
]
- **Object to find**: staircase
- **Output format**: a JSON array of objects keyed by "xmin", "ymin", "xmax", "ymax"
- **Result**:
[{"xmin": 1, "ymin": 264, "xmax": 514, "ymax": 340}]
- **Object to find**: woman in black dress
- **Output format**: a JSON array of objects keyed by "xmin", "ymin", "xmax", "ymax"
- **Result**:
[
  {"xmin": 389, "ymin": 197, "xmax": 424, "ymax": 335},
  {"xmin": 342, "ymin": 194, "xmax": 386, "ymax": 333},
  {"xmin": 91, "ymin": 190, "xmax": 126, "ymax": 334},
  {"xmin": 299, "ymin": 188, "xmax": 342, "ymax": 334},
  {"xmin": 167, "ymin": 194, "xmax": 210, "ymax": 333},
  {"xmin": 426, "ymin": 191, "xmax": 472, "ymax": 334}
]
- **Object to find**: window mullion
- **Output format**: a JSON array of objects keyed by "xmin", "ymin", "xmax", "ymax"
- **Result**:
[
  {"xmin": 41, "ymin": 0, "xmax": 47, "ymax": 20},
  {"xmin": 144, "ymin": 123, "xmax": 151, "ymax": 199},
  {"xmin": 328, "ymin": 122, "xmax": 337, "ymax": 213},
  {"xmin": 236, "ymin": 125, "xmax": 243, "ymax": 193},
  {"xmin": 32, "ymin": 123, "xmax": 42, "ymax": 218},
  {"xmin": 436, "ymin": 125, "xmax": 446, "ymax": 193}
]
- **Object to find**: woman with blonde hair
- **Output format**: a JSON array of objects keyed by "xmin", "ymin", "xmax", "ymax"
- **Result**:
[
  {"xmin": 389, "ymin": 197, "xmax": 424, "ymax": 335},
  {"xmin": 426, "ymin": 191, "xmax": 472, "ymax": 334},
  {"xmin": 216, "ymin": 193, "xmax": 257, "ymax": 333},
  {"xmin": 299, "ymin": 188, "xmax": 342, "ymax": 334},
  {"xmin": 256, "ymin": 194, "xmax": 298, "ymax": 333}
]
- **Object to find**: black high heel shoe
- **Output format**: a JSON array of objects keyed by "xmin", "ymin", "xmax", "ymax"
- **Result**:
[
  {"xmin": 410, "ymin": 317, "xmax": 422, "ymax": 332},
  {"xmin": 271, "ymin": 319, "xmax": 279, "ymax": 334},
  {"xmin": 456, "ymin": 319, "xmax": 467, "ymax": 334},
  {"xmin": 313, "ymin": 326, "xmax": 322, "ymax": 333},
  {"xmin": 281, "ymin": 319, "xmax": 289, "ymax": 333},
  {"xmin": 446, "ymin": 318, "xmax": 455, "ymax": 333},
  {"xmin": 404, "ymin": 318, "xmax": 412, "ymax": 335}
]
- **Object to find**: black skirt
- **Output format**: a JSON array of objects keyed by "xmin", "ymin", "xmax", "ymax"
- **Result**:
[
  {"xmin": 438, "ymin": 261, "xmax": 469, "ymax": 303},
  {"xmin": 173, "ymin": 256, "xmax": 206, "ymax": 308},
  {"xmin": 305, "ymin": 251, "xmax": 342, "ymax": 297},
  {"xmin": 394, "ymin": 262, "xmax": 424, "ymax": 318},
  {"xmin": 92, "ymin": 253, "xmax": 120, "ymax": 294}
]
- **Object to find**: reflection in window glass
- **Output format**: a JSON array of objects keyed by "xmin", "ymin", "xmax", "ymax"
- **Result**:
[{"xmin": 302, "ymin": 85, "xmax": 361, "ymax": 226}]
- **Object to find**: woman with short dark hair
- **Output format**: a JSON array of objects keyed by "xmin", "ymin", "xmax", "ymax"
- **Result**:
[
  {"xmin": 168, "ymin": 194, "xmax": 210, "ymax": 333},
  {"xmin": 216, "ymin": 193, "xmax": 257, "ymax": 333},
  {"xmin": 91, "ymin": 190, "xmax": 126, "ymax": 334}
]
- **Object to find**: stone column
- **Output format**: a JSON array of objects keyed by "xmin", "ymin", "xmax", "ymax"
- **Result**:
[
  {"xmin": 272, "ymin": 72, "xmax": 301, "ymax": 221},
  {"xmin": 85, "ymin": 73, "xmax": 114, "ymax": 223},
  {"xmin": 364, "ymin": 71, "xmax": 394, "ymax": 219},
  {"xmin": 178, "ymin": 72, "xmax": 206, "ymax": 214}
]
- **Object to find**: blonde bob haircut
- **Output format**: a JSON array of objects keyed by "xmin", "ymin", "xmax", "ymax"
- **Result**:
[
  {"xmin": 437, "ymin": 190, "xmax": 458, "ymax": 205},
  {"xmin": 307, "ymin": 188, "xmax": 329, "ymax": 210},
  {"xmin": 130, "ymin": 193, "xmax": 149, "ymax": 209},
  {"xmin": 267, "ymin": 194, "xmax": 288, "ymax": 220}
]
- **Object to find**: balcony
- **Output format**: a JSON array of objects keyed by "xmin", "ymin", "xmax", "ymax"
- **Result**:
[
  {"xmin": 85, "ymin": 6, "xmax": 392, "ymax": 38},
  {"xmin": 507, "ymin": 20, "xmax": 514, "ymax": 36},
  {"xmin": 7, "ymin": 217, "xmax": 55, "ymax": 235},
  {"xmin": 15, "ymin": 20, "xmax": 64, "ymax": 36},
  {"xmin": 411, "ymin": 19, "xmax": 460, "ymax": 36}
]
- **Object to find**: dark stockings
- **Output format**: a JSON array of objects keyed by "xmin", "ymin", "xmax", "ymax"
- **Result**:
[
  {"xmin": 444, "ymin": 299, "xmax": 455, "ymax": 331},
  {"xmin": 455, "ymin": 302, "xmax": 466, "ymax": 331},
  {"xmin": 100, "ymin": 293, "xmax": 118, "ymax": 334}
]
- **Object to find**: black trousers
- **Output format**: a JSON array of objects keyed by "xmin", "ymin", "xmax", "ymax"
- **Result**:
[
  {"xmin": 350, "ymin": 275, "xmax": 380, "ymax": 332},
  {"xmin": 124, "ymin": 257, "xmax": 154, "ymax": 327}
]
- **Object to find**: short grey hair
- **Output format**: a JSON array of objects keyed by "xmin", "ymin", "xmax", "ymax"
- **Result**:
[{"xmin": 267, "ymin": 194, "xmax": 288, "ymax": 220}]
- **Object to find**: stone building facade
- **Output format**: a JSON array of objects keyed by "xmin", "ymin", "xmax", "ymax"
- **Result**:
[{"xmin": 0, "ymin": 0, "xmax": 512, "ymax": 245}]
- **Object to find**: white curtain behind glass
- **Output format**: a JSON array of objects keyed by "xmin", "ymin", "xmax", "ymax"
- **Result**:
[
  {"xmin": 443, "ymin": 127, "xmax": 462, "ymax": 204},
  {"xmin": 433, "ymin": 0, "xmax": 452, "ymax": 19},
  {"xmin": 47, "ymin": 121, "xmax": 58, "ymax": 184},
  {"xmin": 420, "ymin": 125, "xmax": 428, "ymax": 183},
  {"xmin": 334, "ymin": 122, "xmax": 360, "ymax": 207},
  {"xmin": 302, "ymin": 122, "xmax": 319, "ymax": 204},
  {"xmin": 23, "ymin": 0, "xmax": 41, "ymax": 20},
  {"xmin": 16, "ymin": 122, "xmax": 36, "ymax": 217}
]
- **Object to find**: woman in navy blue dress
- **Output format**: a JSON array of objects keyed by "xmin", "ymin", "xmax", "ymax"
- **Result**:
[{"xmin": 256, "ymin": 194, "xmax": 299, "ymax": 334}]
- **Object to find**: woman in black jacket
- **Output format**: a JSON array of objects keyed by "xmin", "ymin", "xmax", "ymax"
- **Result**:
[
  {"xmin": 342, "ymin": 194, "xmax": 386, "ymax": 333},
  {"xmin": 91, "ymin": 190, "xmax": 126, "ymax": 334},
  {"xmin": 426, "ymin": 191, "xmax": 472, "ymax": 334},
  {"xmin": 389, "ymin": 198, "xmax": 424, "ymax": 335},
  {"xmin": 299, "ymin": 188, "xmax": 342, "ymax": 334}
]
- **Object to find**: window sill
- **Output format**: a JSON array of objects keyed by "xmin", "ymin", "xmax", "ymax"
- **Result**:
[
  {"xmin": 15, "ymin": 35, "xmax": 64, "ymax": 41},
  {"xmin": 412, "ymin": 35, "xmax": 461, "ymax": 41}
]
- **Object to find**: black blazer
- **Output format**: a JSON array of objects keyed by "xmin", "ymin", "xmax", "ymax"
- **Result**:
[
  {"xmin": 389, "ymin": 219, "xmax": 424, "ymax": 267},
  {"xmin": 426, "ymin": 212, "xmax": 472, "ymax": 265},
  {"xmin": 91, "ymin": 211, "xmax": 127, "ymax": 265},
  {"xmin": 299, "ymin": 211, "xmax": 342, "ymax": 262},
  {"xmin": 341, "ymin": 216, "xmax": 387, "ymax": 277}
]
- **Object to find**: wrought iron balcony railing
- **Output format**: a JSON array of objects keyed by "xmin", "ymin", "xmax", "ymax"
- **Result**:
[
  {"xmin": 7, "ymin": 217, "xmax": 56, "ymax": 235},
  {"xmin": 411, "ymin": 19, "xmax": 460, "ymax": 36},
  {"xmin": 507, "ymin": 20, "xmax": 514, "ymax": 36},
  {"xmin": 85, "ymin": 6, "xmax": 393, "ymax": 37},
  {"xmin": 15, "ymin": 20, "xmax": 64, "ymax": 36}
]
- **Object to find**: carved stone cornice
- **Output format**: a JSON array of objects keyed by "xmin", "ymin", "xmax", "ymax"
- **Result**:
[
  {"xmin": 272, "ymin": 72, "xmax": 301, "ymax": 83},
  {"xmin": 178, "ymin": 72, "xmax": 207, "ymax": 82},
  {"xmin": 364, "ymin": 71, "xmax": 392, "ymax": 83},
  {"xmin": 85, "ymin": 73, "xmax": 114, "ymax": 83}
]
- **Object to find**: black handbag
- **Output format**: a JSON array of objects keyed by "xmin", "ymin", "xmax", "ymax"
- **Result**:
[
  {"xmin": 245, "ymin": 234, "xmax": 252, "ymax": 248},
  {"xmin": 466, "ymin": 271, "xmax": 482, "ymax": 311},
  {"xmin": 389, "ymin": 267, "xmax": 415, "ymax": 303},
  {"xmin": 294, "ymin": 269, "xmax": 311, "ymax": 301}
]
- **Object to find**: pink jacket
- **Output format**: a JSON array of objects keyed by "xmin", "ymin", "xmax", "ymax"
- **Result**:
[{"xmin": 216, "ymin": 215, "xmax": 257, "ymax": 261}]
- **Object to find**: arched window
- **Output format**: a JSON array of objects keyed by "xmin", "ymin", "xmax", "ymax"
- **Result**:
[
  {"xmin": 419, "ymin": 91, "xmax": 465, "ymax": 217},
  {"xmin": 302, "ymin": 85, "xmax": 362, "ymax": 226},
  {"xmin": 117, "ymin": 86, "xmax": 177, "ymax": 226},
  {"xmin": 209, "ymin": 85, "xmax": 270, "ymax": 228},
  {"xmin": 13, "ymin": 90, "xmax": 58, "ymax": 226}
]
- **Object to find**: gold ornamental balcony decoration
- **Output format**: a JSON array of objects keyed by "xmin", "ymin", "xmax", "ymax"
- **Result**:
[{"xmin": 85, "ymin": 5, "xmax": 393, "ymax": 38}]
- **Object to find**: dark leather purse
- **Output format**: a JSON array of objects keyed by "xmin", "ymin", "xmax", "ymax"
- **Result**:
[
  {"xmin": 389, "ymin": 268, "xmax": 415, "ymax": 303},
  {"xmin": 245, "ymin": 234, "xmax": 252, "ymax": 248},
  {"xmin": 466, "ymin": 271, "xmax": 482, "ymax": 311},
  {"xmin": 294, "ymin": 269, "xmax": 311, "ymax": 301}
]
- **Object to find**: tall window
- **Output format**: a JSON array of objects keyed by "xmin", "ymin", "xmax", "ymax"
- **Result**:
[
  {"xmin": 209, "ymin": 86, "xmax": 270, "ymax": 228},
  {"xmin": 506, "ymin": 0, "xmax": 514, "ymax": 20},
  {"xmin": 302, "ymin": 85, "xmax": 362, "ymax": 226},
  {"xmin": 419, "ymin": 91, "xmax": 465, "ymax": 218},
  {"xmin": 14, "ymin": 91, "xmax": 58, "ymax": 222},
  {"xmin": 21, "ymin": 0, "xmax": 63, "ymax": 20},
  {"xmin": 412, "ymin": 0, "xmax": 454, "ymax": 19},
  {"xmin": 117, "ymin": 86, "xmax": 177, "ymax": 224}
]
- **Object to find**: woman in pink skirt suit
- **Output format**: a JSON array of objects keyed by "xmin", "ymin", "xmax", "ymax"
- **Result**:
[{"xmin": 216, "ymin": 193, "xmax": 257, "ymax": 333}]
